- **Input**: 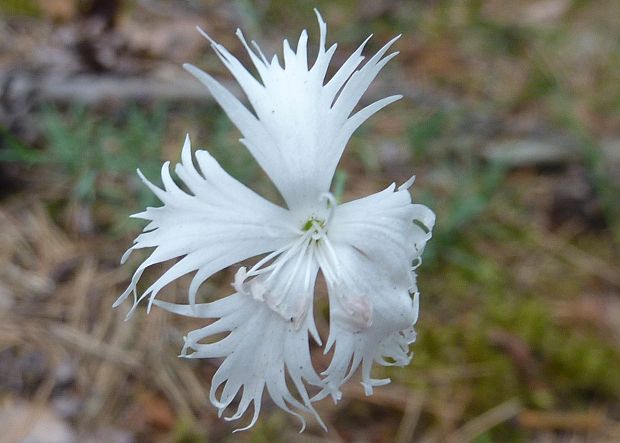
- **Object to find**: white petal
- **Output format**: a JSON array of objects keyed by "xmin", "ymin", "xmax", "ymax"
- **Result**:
[
  {"xmin": 156, "ymin": 291, "xmax": 326, "ymax": 431},
  {"xmin": 186, "ymin": 14, "xmax": 401, "ymax": 211},
  {"xmin": 114, "ymin": 135, "xmax": 295, "ymax": 315},
  {"xmin": 315, "ymin": 184, "xmax": 434, "ymax": 398},
  {"xmin": 332, "ymin": 184, "xmax": 435, "ymax": 270},
  {"xmin": 243, "ymin": 235, "xmax": 320, "ymax": 330},
  {"xmin": 150, "ymin": 218, "xmax": 327, "ymax": 430}
]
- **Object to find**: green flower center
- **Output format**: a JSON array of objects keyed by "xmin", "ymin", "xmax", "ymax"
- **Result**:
[{"xmin": 301, "ymin": 217, "xmax": 326, "ymax": 232}]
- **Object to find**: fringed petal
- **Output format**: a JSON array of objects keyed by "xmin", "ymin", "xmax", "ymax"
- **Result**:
[
  {"xmin": 157, "ymin": 292, "xmax": 325, "ymax": 431},
  {"xmin": 186, "ymin": 12, "xmax": 401, "ymax": 211},
  {"xmin": 114, "ymin": 135, "xmax": 295, "ymax": 315},
  {"xmin": 151, "ymin": 223, "xmax": 325, "ymax": 431},
  {"xmin": 316, "ymin": 184, "xmax": 434, "ymax": 399}
]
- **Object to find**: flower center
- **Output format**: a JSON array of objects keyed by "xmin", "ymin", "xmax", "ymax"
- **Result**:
[
  {"xmin": 301, "ymin": 217, "xmax": 323, "ymax": 232},
  {"xmin": 232, "ymin": 192, "xmax": 337, "ymax": 308},
  {"xmin": 300, "ymin": 192, "xmax": 336, "ymax": 241},
  {"xmin": 301, "ymin": 217, "xmax": 328, "ymax": 241}
]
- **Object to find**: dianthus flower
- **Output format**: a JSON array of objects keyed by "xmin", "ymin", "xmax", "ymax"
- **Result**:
[{"xmin": 115, "ymin": 11, "xmax": 434, "ymax": 431}]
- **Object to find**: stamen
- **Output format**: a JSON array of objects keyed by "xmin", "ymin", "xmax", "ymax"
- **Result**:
[
  {"xmin": 248, "ymin": 232, "xmax": 309, "ymax": 277},
  {"xmin": 231, "ymin": 192, "xmax": 340, "ymax": 328},
  {"xmin": 263, "ymin": 230, "xmax": 313, "ymax": 285},
  {"xmin": 233, "ymin": 231, "xmax": 312, "ymax": 296},
  {"xmin": 277, "ymin": 238, "xmax": 312, "ymax": 298},
  {"xmin": 310, "ymin": 220, "xmax": 326, "ymax": 240},
  {"xmin": 319, "ymin": 234, "xmax": 341, "ymax": 275}
]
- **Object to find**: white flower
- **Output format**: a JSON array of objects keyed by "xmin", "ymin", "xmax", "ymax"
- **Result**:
[{"xmin": 115, "ymin": 11, "xmax": 435, "ymax": 431}]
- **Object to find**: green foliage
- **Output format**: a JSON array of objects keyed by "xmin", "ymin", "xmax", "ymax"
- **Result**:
[
  {"xmin": 408, "ymin": 111, "xmax": 448, "ymax": 162},
  {"xmin": 548, "ymin": 110, "xmax": 620, "ymax": 245},
  {"xmin": 207, "ymin": 112, "xmax": 259, "ymax": 185},
  {"xmin": 0, "ymin": 126, "xmax": 40, "ymax": 164},
  {"xmin": 518, "ymin": 63, "xmax": 560, "ymax": 105},
  {"xmin": 332, "ymin": 169, "xmax": 348, "ymax": 203},
  {"xmin": 172, "ymin": 417, "xmax": 208, "ymax": 443},
  {"xmin": 2, "ymin": 104, "xmax": 167, "ymax": 231},
  {"xmin": 472, "ymin": 433, "xmax": 494, "ymax": 443},
  {"xmin": 410, "ymin": 266, "xmax": 620, "ymax": 439},
  {"xmin": 579, "ymin": 136, "xmax": 620, "ymax": 245},
  {"xmin": 400, "ymin": 96, "xmax": 620, "ymax": 440},
  {"xmin": 419, "ymin": 160, "xmax": 506, "ymax": 267},
  {"xmin": 465, "ymin": 3, "xmax": 530, "ymax": 56},
  {"xmin": 0, "ymin": 0, "xmax": 39, "ymax": 16},
  {"xmin": 42, "ymin": 105, "xmax": 100, "ymax": 202},
  {"xmin": 348, "ymin": 126, "xmax": 382, "ymax": 173},
  {"xmin": 41, "ymin": 104, "xmax": 165, "ymax": 209},
  {"xmin": 243, "ymin": 412, "xmax": 288, "ymax": 443}
]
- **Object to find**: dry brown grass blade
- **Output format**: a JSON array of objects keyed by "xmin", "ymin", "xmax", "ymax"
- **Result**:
[
  {"xmin": 49, "ymin": 323, "xmax": 140, "ymax": 368},
  {"xmin": 165, "ymin": 358, "xmax": 210, "ymax": 412},
  {"xmin": 68, "ymin": 257, "xmax": 97, "ymax": 327},
  {"xmin": 518, "ymin": 409, "xmax": 606, "ymax": 433},
  {"xmin": 339, "ymin": 382, "xmax": 409, "ymax": 410},
  {"xmin": 447, "ymin": 398, "xmax": 521, "ymax": 443},
  {"xmin": 394, "ymin": 389, "xmax": 427, "ymax": 443},
  {"xmin": 424, "ymin": 364, "xmax": 495, "ymax": 385},
  {"xmin": 151, "ymin": 353, "xmax": 194, "ymax": 419},
  {"xmin": 79, "ymin": 304, "xmax": 147, "ymax": 425}
]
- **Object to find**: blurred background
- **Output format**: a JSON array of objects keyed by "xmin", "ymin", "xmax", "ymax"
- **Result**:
[{"xmin": 1, "ymin": 0, "xmax": 619, "ymax": 442}]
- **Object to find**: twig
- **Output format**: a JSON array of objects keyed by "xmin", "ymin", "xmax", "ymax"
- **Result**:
[{"xmin": 38, "ymin": 74, "xmax": 212, "ymax": 104}]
